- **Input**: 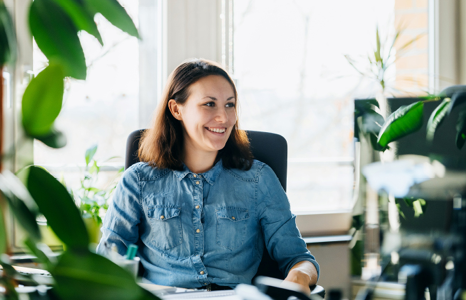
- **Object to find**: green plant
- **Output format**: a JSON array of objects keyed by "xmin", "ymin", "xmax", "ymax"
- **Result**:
[
  {"xmin": 350, "ymin": 25, "xmax": 424, "ymax": 151},
  {"xmin": 0, "ymin": 0, "xmax": 159, "ymax": 299},
  {"xmin": 345, "ymin": 25, "xmax": 421, "ymax": 97},
  {"xmin": 76, "ymin": 144, "xmax": 123, "ymax": 225},
  {"xmin": 375, "ymin": 87, "xmax": 466, "ymax": 152}
]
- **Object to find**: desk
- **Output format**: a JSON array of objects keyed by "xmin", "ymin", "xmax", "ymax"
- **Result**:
[{"xmin": 139, "ymin": 280, "xmax": 325, "ymax": 300}]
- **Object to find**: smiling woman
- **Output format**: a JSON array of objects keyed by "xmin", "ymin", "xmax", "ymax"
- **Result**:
[
  {"xmin": 97, "ymin": 58, "xmax": 320, "ymax": 292},
  {"xmin": 138, "ymin": 59, "xmax": 253, "ymax": 172}
]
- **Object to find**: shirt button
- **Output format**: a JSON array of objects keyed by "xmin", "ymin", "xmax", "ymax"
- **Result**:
[
  {"xmin": 232, "ymin": 216, "xmax": 235, "ymax": 220},
  {"xmin": 193, "ymin": 174, "xmax": 197, "ymax": 177},
  {"xmin": 160, "ymin": 215, "xmax": 165, "ymax": 220},
  {"xmin": 195, "ymin": 205, "xmax": 200, "ymax": 209},
  {"xmin": 196, "ymin": 229, "xmax": 200, "ymax": 233},
  {"xmin": 196, "ymin": 181, "xmax": 200, "ymax": 185},
  {"xmin": 200, "ymin": 271, "xmax": 205, "ymax": 275}
]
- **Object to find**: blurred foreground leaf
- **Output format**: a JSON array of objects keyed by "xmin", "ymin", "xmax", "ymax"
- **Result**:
[
  {"xmin": 0, "ymin": 255, "xmax": 19, "ymax": 300},
  {"xmin": 29, "ymin": 0, "xmax": 87, "ymax": 79},
  {"xmin": 52, "ymin": 0, "xmax": 103, "ymax": 45},
  {"xmin": 22, "ymin": 63, "xmax": 65, "ymax": 136},
  {"xmin": 0, "ymin": 203, "xmax": 7, "ymax": 254},
  {"xmin": 84, "ymin": 0, "xmax": 140, "ymax": 39},
  {"xmin": 24, "ymin": 238, "xmax": 53, "ymax": 268},
  {"xmin": 35, "ymin": 127, "xmax": 67, "ymax": 148},
  {"xmin": 52, "ymin": 251, "xmax": 159, "ymax": 300},
  {"xmin": 456, "ymin": 108, "xmax": 466, "ymax": 149},
  {"xmin": 25, "ymin": 166, "xmax": 89, "ymax": 249},
  {"xmin": 377, "ymin": 101, "xmax": 424, "ymax": 148},
  {"xmin": 0, "ymin": 1, "xmax": 16, "ymax": 65},
  {"xmin": 447, "ymin": 91, "xmax": 466, "ymax": 115},
  {"xmin": 0, "ymin": 171, "xmax": 41, "ymax": 242},
  {"xmin": 426, "ymin": 98, "xmax": 451, "ymax": 142}
]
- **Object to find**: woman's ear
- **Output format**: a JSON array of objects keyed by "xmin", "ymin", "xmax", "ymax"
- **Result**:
[{"xmin": 168, "ymin": 99, "xmax": 183, "ymax": 120}]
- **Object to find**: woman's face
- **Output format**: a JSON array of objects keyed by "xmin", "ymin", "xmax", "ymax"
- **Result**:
[{"xmin": 171, "ymin": 75, "xmax": 237, "ymax": 157}]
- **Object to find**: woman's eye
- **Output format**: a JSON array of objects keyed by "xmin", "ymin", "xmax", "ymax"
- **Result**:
[
  {"xmin": 226, "ymin": 102, "xmax": 236, "ymax": 108},
  {"xmin": 205, "ymin": 102, "xmax": 215, "ymax": 107}
]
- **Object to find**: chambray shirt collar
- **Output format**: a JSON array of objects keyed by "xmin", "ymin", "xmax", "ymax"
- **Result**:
[{"xmin": 172, "ymin": 160, "xmax": 223, "ymax": 185}]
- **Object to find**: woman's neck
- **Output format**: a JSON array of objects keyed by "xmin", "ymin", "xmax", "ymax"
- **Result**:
[{"xmin": 183, "ymin": 149, "xmax": 218, "ymax": 174}]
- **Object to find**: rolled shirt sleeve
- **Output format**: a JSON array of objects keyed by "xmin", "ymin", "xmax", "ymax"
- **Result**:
[
  {"xmin": 257, "ymin": 164, "xmax": 320, "ymax": 280},
  {"xmin": 96, "ymin": 164, "xmax": 142, "ymax": 257}
]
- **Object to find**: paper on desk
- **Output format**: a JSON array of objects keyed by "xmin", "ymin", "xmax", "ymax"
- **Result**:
[
  {"xmin": 161, "ymin": 290, "xmax": 240, "ymax": 300},
  {"xmin": 138, "ymin": 282, "xmax": 177, "ymax": 293}
]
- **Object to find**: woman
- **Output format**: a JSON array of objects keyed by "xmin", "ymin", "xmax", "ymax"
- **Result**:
[{"xmin": 97, "ymin": 59, "xmax": 319, "ymax": 293}]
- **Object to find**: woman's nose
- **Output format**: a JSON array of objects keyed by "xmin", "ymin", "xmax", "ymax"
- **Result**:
[{"xmin": 215, "ymin": 107, "xmax": 228, "ymax": 123}]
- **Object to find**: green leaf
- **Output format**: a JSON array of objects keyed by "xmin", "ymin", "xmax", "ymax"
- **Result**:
[
  {"xmin": 51, "ymin": 251, "xmax": 157, "ymax": 300},
  {"xmin": 360, "ymin": 110, "xmax": 384, "ymax": 135},
  {"xmin": 22, "ymin": 63, "xmax": 65, "ymax": 136},
  {"xmin": 51, "ymin": 0, "xmax": 103, "ymax": 45},
  {"xmin": 89, "ymin": 160, "xmax": 100, "ymax": 174},
  {"xmin": 395, "ymin": 200, "xmax": 406, "ymax": 219},
  {"xmin": 25, "ymin": 166, "xmax": 89, "ymax": 249},
  {"xmin": 0, "ymin": 1, "xmax": 16, "ymax": 65},
  {"xmin": 369, "ymin": 132, "xmax": 389, "ymax": 152},
  {"xmin": 374, "ymin": 26, "xmax": 381, "ymax": 63},
  {"xmin": 0, "ymin": 203, "xmax": 7, "ymax": 254},
  {"xmin": 0, "ymin": 256, "xmax": 20, "ymax": 300},
  {"xmin": 84, "ymin": 0, "xmax": 140, "ymax": 39},
  {"xmin": 412, "ymin": 199, "xmax": 427, "ymax": 217},
  {"xmin": 85, "ymin": 144, "xmax": 98, "ymax": 167},
  {"xmin": 455, "ymin": 108, "xmax": 466, "ymax": 149},
  {"xmin": 35, "ymin": 127, "xmax": 67, "ymax": 148},
  {"xmin": 29, "ymin": 0, "xmax": 87, "ymax": 79},
  {"xmin": 447, "ymin": 92, "xmax": 466, "ymax": 115},
  {"xmin": 426, "ymin": 98, "xmax": 451, "ymax": 142},
  {"xmin": 24, "ymin": 238, "xmax": 52, "ymax": 268},
  {"xmin": 377, "ymin": 101, "xmax": 424, "ymax": 148},
  {"xmin": 439, "ymin": 85, "xmax": 466, "ymax": 98},
  {"xmin": 0, "ymin": 171, "xmax": 41, "ymax": 242}
]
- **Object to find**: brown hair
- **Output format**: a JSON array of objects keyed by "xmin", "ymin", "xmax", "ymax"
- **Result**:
[{"xmin": 138, "ymin": 58, "xmax": 253, "ymax": 171}]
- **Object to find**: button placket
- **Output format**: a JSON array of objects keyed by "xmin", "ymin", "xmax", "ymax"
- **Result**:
[{"xmin": 192, "ymin": 177, "xmax": 204, "ymax": 256}]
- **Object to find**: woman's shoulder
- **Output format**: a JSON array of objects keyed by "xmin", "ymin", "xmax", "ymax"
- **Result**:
[{"xmin": 124, "ymin": 162, "xmax": 171, "ymax": 181}]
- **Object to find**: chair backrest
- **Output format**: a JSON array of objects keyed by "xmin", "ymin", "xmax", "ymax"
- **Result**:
[
  {"xmin": 125, "ymin": 129, "xmax": 288, "ymax": 280},
  {"xmin": 125, "ymin": 129, "xmax": 287, "ymax": 191}
]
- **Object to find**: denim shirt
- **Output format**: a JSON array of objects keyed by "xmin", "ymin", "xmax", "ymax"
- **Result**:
[{"xmin": 97, "ymin": 159, "xmax": 319, "ymax": 288}]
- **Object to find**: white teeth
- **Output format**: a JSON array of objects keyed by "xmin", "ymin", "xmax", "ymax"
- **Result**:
[{"xmin": 208, "ymin": 128, "xmax": 225, "ymax": 133}]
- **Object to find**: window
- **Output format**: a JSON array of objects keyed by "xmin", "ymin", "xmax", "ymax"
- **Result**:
[{"xmin": 233, "ymin": 0, "xmax": 430, "ymax": 213}]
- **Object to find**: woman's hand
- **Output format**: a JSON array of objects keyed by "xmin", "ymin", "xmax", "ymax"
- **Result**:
[{"xmin": 283, "ymin": 261, "xmax": 318, "ymax": 295}]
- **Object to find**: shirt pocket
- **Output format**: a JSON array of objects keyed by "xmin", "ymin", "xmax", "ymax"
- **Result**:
[
  {"xmin": 216, "ymin": 206, "xmax": 250, "ymax": 251},
  {"xmin": 145, "ymin": 197, "xmax": 183, "ymax": 250}
]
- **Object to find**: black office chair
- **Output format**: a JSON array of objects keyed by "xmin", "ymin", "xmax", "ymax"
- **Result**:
[{"xmin": 125, "ymin": 129, "xmax": 325, "ymax": 298}]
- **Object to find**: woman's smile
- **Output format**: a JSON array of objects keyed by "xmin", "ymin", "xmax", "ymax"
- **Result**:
[{"xmin": 206, "ymin": 127, "xmax": 227, "ymax": 134}]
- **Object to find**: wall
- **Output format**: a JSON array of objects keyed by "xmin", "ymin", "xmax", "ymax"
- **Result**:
[{"xmin": 394, "ymin": 0, "xmax": 429, "ymax": 94}]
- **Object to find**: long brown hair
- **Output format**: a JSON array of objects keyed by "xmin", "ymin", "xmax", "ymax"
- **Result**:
[{"xmin": 138, "ymin": 58, "xmax": 253, "ymax": 171}]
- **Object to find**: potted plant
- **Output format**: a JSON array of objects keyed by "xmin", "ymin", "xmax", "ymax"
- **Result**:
[{"xmin": 74, "ymin": 144, "xmax": 123, "ymax": 245}]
